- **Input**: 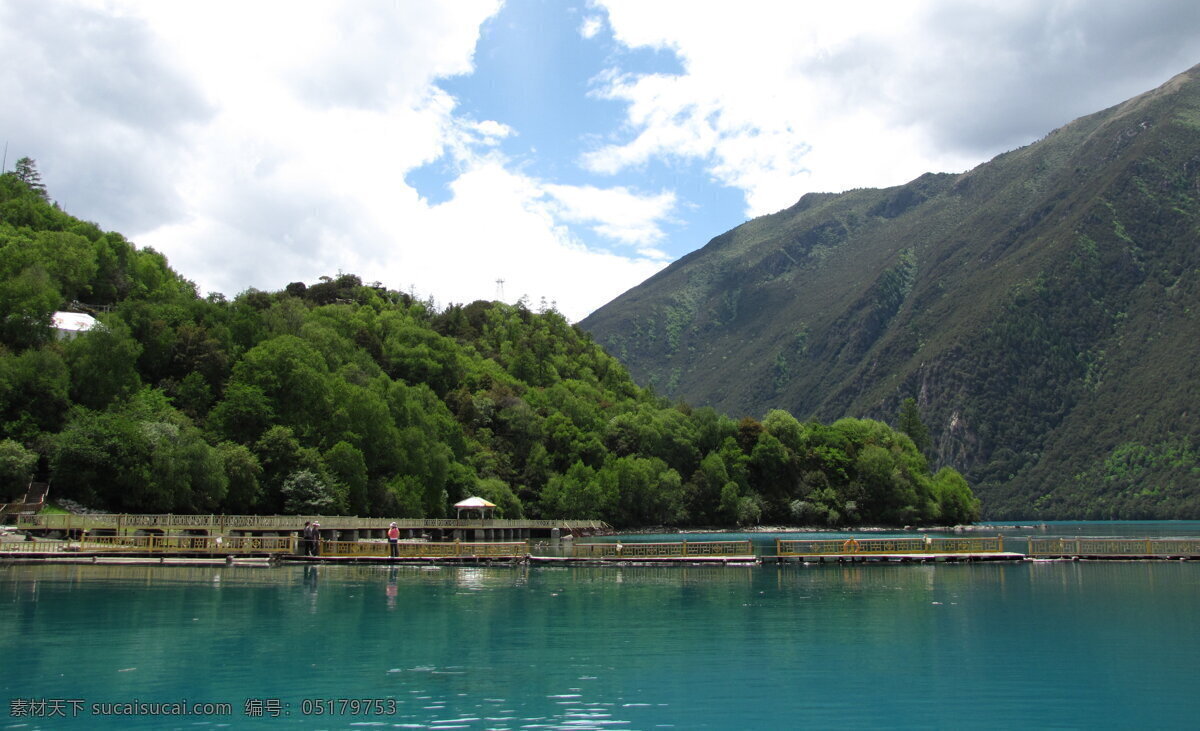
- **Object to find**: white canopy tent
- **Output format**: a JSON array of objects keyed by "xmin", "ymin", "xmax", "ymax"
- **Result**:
[{"xmin": 454, "ymin": 496, "xmax": 497, "ymax": 520}]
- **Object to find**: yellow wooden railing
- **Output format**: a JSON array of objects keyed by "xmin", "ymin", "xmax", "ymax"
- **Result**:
[
  {"xmin": 0, "ymin": 540, "xmax": 71, "ymax": 553},
  {"xmin": 6, "ymin": 533, "xmax": 1198, "ymax": 560},
  {"xmin": 14, "ymin": 513, "xmax": 610, "ymax": 533},
  {"xmin": 318, "ymin": 541, "xmax": 527, "ymax": 558},
  {"xmin": 1027, "ymin": 537, "xmax": 1200, "ymax": 557},
  {"xmin": 571, "ymin": 540, "xmax": 754, "ymax": 558},
  {"xmin": 77, "ymin": 535, "xmax": 295, "ymax": 554},
  {"xmin": 775, "ymin": 536, "xmax": 1005, "ymax": 556}
]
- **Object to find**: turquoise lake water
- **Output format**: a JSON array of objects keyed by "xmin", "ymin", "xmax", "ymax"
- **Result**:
[{"xmin": 3, "ymin": 528, "xmax": 1200, "ymax": 729}]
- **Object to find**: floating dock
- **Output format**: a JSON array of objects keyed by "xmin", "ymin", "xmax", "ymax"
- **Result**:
[
  {"xmin": 763, "ymin": 552, "xmax": 1026, "ymax": 564},
  {"xmin": 532, "ymin": 540, "xmax": 757, "ymax": 565},
  {"xmin": 1026, "ymin": 537, "xmax": 1200, "ymax": 560},
  {"xmin": 762, "ymin": 536, "xmax": 1025, "ymax": 563}
]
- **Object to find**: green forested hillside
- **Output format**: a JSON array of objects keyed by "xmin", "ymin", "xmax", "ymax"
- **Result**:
[
  {"xmin": 0, "ymin": 160, "xmax": 977, "ymax": 527},
  {"xmin": 582, "ymin": 64, "xmax": 1200, "ymax": 520}
]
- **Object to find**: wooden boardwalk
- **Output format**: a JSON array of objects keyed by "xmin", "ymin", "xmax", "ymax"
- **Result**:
[
  {"xmin": 9, "ymin": 512, "xmax": 611, "ymax": 541},
  {"xmin": 764, "ymin": 536, "xmax": 1025, "ymax": 563},
  {"xmin": 0, "ymin": 537, "xmax": 753, "ymax": 565},
  {"xmin": 1027, "ymin": 537, "xmax": 1200, "ymax": 559},
  {"xmin": 301, "ymin": 540, "xmax": 528, "ymax": 564},
  {"xmin": 4, "ymin": 530, "xmax": 1200, "ymax": 564},
  {"xmin": 536, "ymin": 540, "xmax": 757, "ymax": 565}
]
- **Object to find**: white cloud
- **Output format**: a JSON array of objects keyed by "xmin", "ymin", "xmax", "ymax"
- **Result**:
[
  {"xmin": 366, "ymin": 162, "xmax": 670, "ymax": 320},
  {"xmin": 579, "ymin": 15, "xmax": 604, "ymax": 40},
  {"xmin": 113, "ymin": 0, "xmax": 673, "ymax": 320},
  {"xmin": 0, "ymin": 0, "xmax": 674, "ymax": 321},
  {"xmin": 543, "ymin": 184, "xmax": 676, "ymax": 248},
  {"xmin": 471, "ymin": 119, "xmax": 515, "ymax": 143},
  {"xmin": 0, "ymin": 0, "xmax": 213, "ymax": 232},
  {"xmin": 591, "ymin": 0, "xmax": 1200, "ymax": 217},
  {"xmin": 584, "ymin": 1, "xmax": 974, "ymax": 216},
  {"xmin": 8, "ymin": 0, "xmax": 1199, "ymax": 324}
]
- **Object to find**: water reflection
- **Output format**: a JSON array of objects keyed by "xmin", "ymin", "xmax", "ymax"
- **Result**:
[{"xmin": 386, "ymin": 567, "xmax": 398, "ymax": 610}]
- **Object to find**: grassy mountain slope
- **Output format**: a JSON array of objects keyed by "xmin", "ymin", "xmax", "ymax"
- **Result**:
[{"xmin": 582, "ymin": 65, "xmax": 1200, "ymax": 519}]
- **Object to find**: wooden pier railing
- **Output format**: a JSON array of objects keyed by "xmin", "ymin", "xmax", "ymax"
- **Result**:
[
  {"xmin": 0, "ymin": 536, "xmax": 526, "ymax": 557},
  {"xmin": 1027, "ymin": 537, "xmax": 1200, "ymax": 558},
  {"xmin": 318, "ymin": 541, "xmax": 527, "ymax": 558},
  {"xmin": 80, "ymin": 535, "xmax": 296, "ymax": 553},
  {"xmin": 571, "ymin": 540, "xmax": 754, "ymax": 558},
  {"xmin": 11, "ymin": 513, "xmax": 610, "ymax": 534},
  {"xmin": 0, "ymin": 540, "xmax": 72, "ymax": 553},
  {"xmin": 7, "ymin": 532, "xmax": 1198, "ymax": 562},
  {"xmin": 775, "ymin": 536, "xmax": 1006, "ymax": 556}
]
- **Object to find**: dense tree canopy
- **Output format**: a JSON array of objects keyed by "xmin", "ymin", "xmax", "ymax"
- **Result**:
[{"xmin": 0, "ymin": 164, "xmax": 979, "ymax": 526}]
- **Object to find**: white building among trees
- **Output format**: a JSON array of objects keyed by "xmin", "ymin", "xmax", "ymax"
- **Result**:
[{"xmin": 51, "ymin": 311, "xmax": 96, "ymax": 339}]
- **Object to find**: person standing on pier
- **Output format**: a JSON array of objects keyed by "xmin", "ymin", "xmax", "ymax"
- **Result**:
[
  {"xmin": 304, "ymin": 521, "xmax": 319, "ymax": 556},
  {"xmin": 388, "ymin": 522, "xmax": 400, "ymax": 558},
  {"xmin": 301, "ymin": 521, "xmax": 312, "ymax": 556}
]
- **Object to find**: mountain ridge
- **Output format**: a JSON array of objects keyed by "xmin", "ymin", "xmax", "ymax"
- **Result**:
[{"xmin": 581, "ymin": 63, "xmax": 1200, "ymax": 519}]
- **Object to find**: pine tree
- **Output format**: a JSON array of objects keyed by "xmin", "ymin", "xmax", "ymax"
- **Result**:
[
  {"xmin": 13, "ymin": 157, "xmax": 47, "ymax": 199},
  {"xmin": 898, "ymin": 397, "xmax": 932, "ymax": 455}
]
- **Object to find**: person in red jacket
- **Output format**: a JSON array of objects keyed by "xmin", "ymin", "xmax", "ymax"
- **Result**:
[{"xmin": 388, "ymin": 522, "xmax": 400, "ymax": 558}]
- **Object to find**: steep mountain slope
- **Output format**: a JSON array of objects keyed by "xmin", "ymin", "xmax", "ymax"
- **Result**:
[{"xmin": 582, "ymin": 65, "xmax": 1200, "ymax": 519}]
